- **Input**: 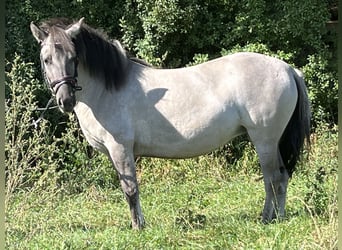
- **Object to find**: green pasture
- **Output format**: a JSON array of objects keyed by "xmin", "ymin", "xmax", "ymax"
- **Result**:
[{"xmin": 6, "ymin": 125, "xmax": 337, "ymax": 249}]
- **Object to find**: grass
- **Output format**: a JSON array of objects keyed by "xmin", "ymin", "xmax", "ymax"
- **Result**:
[{"xmin": 5, "ymin": 126, "xmax": 337, "ymax": 249}]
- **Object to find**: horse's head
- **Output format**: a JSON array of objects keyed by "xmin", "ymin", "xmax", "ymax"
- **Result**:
[{"xmin": 30, "ymin": 18, "xmax": 84, "ymax": 112}]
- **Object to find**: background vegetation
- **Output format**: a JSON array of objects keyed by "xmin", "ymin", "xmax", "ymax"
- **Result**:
[{"xmin": 5, "ymin": 0, "xmax": 337, "ymax": 248}]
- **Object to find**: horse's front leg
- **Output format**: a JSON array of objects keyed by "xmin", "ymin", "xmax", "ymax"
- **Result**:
[
  {"xmin": 120, "ymin": 171, "xmax": 144, "ymax": 229},
  {"xmin": 108, "ymin": 146, "xmax": 145, "ymax": 229}
]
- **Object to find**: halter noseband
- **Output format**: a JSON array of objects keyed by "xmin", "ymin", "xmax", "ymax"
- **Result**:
[{"xmin": 50, "ymin": 75, "xmax": 82, "ymax": 95}]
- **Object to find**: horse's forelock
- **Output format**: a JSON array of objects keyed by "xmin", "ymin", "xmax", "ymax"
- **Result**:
[
  {"xmin": 50, "ymin": 27, "xmax": 74, "ymax": 52},
  {"xmin": 39, "ymin": 19, "xmax": 75, "ymax": 54}
]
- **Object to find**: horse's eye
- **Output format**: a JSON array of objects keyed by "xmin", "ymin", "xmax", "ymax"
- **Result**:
[{"xmin": 44, "ymin": 56, "xmax": 52, "ymax": 65}]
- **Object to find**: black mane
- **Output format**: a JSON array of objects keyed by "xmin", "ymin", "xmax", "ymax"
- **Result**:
[{"xmin": 40, "ymin": 18, "xmax": 148, "ymax": 90}]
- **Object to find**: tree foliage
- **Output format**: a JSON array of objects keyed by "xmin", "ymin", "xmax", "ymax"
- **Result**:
[{"xmin": 121, "ymin": 0, "xmax": 332, "ymax": 67}]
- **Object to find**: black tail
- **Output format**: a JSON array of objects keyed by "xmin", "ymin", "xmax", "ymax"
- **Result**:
[{"xmin": 279, "ymin": 68, "xmax": 311, "ymax": 177}]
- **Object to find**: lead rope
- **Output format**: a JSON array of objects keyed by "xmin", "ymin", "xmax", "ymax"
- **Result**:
[{"xmin": 31, "ymin": 97, "xmax": 58, "ymax": 128}]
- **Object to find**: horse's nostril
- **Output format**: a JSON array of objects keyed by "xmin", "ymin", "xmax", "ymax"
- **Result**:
[{"xmin": 57, "ymin": 96, "xmax": 75, "ymax": 113}]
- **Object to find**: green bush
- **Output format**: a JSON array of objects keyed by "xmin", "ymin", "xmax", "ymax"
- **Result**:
[
  {"xmin": 221, "ymin": 42, "xmax": 295, "ymax": 62},
  {"xmin": 5, "ymin": 55, "xmax": 60, "ymax": 197},
  {"xmin": 6, "ymin": 0, "xmax": 125, "ymax": 63},
  {"xmin": 186, "ymin": 53, "xmax": 209, "ymax": 67},
  {"xmin": 302, "ymin": 48, "xmax": 338, "ymax": 126},
  {"xmin": 298, "ymin": 124, "xmax": 337, "ymax": 217},
  {"xmin": 121, "ymin": 0, "xmax": 330, "ymax": 67}
]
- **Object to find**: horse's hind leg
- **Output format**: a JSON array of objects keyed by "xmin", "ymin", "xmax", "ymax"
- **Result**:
[{"xmin": 248, "ymin": 132, "xmax": 289, "ymax": 223}]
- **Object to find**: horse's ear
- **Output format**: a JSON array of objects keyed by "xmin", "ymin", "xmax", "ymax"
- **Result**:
[
  {"xmin": 30, "ymin": 22, "xmax": 47, "ymax": 44},
  {"xmin": 66, "ymin": 17, "xmax": 85, "ymax": 38}
]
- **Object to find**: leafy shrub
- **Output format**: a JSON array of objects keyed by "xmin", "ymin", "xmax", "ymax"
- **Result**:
[
  {"xmin": 302, "ymin": 48, "xmax": 338, "ymax": 126},
  {"xmin": 5, "ymin": 54, "xmax": 60, "ymax": 198},
  {"xmin": 221, "ymin": 42, "xmax": 295, "ymax": 63},
  {"xmin": 299, "ymin": 124, "xmax": 337, "ymax": 217},
  {"xmin": 186, "ymin": 53, "xmax": 209, "ymax": 67},
  {"xmin": 6, "ymin": 0, "xmax": 125, "ymax": 64},
  {"xmin": 121, "ymin": 0, "xmax": 330, "ymax": 67}
]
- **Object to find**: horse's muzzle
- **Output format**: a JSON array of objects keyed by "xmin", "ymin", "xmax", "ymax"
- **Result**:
[
  {"xmin": 50, "ymin": 76, "xmax": 81, "ymax": 113},
  {"xmin": 56, "ymin": 83, "xmax": 77, "ymax": 113}
]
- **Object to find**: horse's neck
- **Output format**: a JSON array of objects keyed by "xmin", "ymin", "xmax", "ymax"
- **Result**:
[
  {"xmin": 74, "ymin": 63, "xmax": 136, "ymax": 112},
  {"xmin": 74, "ymin": 61, "xmax": 155, "ymax": 115},
  {"xmin": 76, "ymin": 79, "xmax": 106, "ymax": 103},
  {"xmin": 74, "ymin": 66, "xmax": 109, "ymax": 116}
]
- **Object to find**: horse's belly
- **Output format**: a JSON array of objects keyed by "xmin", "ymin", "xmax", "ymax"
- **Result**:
[
  {"xmin": 133, "ymin": 112, "xmax": 245, "ymax": 158},
  {"xmin": 135, "ymin": 127, "xmax": 245, "ymax": 158}
]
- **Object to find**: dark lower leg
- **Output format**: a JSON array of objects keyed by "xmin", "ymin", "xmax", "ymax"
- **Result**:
[{"xmin": 125, "ymin": 189, "xmax": 145, "ymax": 229}]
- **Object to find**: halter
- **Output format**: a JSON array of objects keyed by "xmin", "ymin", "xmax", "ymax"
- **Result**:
[
  {"xmin": 47, "ymin": 58, "xmax": 82, "ymax": 96},
  {"xmin": 33, "ymin": 57, "xmax": 82, "ymax": 128},
  {"xmin": 39, "ymin": 41, "xmax": 82, "ymax": 96}
]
